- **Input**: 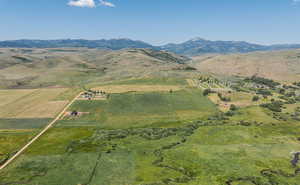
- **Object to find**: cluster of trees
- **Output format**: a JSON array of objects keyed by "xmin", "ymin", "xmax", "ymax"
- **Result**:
[
  {"xmin": 199, "ymin": 76, "xmax": 231, "ymax": 87},
  {"xmin": 256, "ymin": 89, "xmax": 272, "ymax": 96},
  {"xmin": 224, "ymin": 104, "xmax": 238, "ymax": 117},
  {"xmin": 271, "ymin": 112, "xmax": 288, "ymax": 121},
  {"xmin": 291, "ymin": 107, "xmax": 300, "ymax": 121},
  {"xmin": 199, "ymin": 76, "xmax": 219, "ymax": 83},
  {"xmin": 293, "ymin": 82, "xmax": 300, "ymax": 87},
  {"xmin": 245, "ymin": 76, "xmax": 280, "ymax": 88},
  {"xmin": 184, "ymin": 66, "xmax": 197, "ymax": 71},
  {"xmin": 260, "ymin": 100, "xmax": 284, "ymax": 112}
]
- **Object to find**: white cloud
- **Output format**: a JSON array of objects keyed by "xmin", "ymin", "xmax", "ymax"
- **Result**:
[
  {"xmin": 99, "ymin": 0, "xmax": 115, "ymax": 7},
  {"xmin": 68, "ymin": 0, "xmax": 115, "ymax": 8},
  {"xmin": 68, "ymin": 0, "xmax": 96, "ymax": 8}
]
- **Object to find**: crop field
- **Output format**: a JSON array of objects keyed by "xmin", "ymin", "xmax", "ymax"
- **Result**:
[
  {"xmin": 0, "ymin": 88, "xmax": 70, "ymax": 168},
  {"xmin": 0, "ymin": 118, "xmax": 52, "ymax": 130},
  {"xmin": 0, "ymin": 88, "xmax": 68, "ymax": 118},
  {"xmin": 0, "ymin": 89, "xmax": 36, "ymax": 107},
  {"xmin": 91, "ymin": 84, "xmax": 182, "ymax": 94},
  {"xmin": 0, "ymin": 129, "xmax": 37, "ymax": 165},
  {"xmin": 90, "ymin": 77, "xmax": 188, "ymax": 87},
  {"xmin": 57, "ymin": 88, "xmax": 218, "ymax": 129}
]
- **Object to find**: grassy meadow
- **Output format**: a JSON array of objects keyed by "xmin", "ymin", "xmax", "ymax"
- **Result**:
[{"xmin": 1, "ymin": 119, "xmax": 300, "ymax": 184}]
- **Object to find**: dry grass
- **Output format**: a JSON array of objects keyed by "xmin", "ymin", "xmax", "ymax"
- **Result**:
[
  {"xmin": 0, "ymin": 89, "xmax": 36, "ymax": 107},
  {"xmin": 0, "ymin": 88, "xmax": 68, "ymax": 118},
  {"xmin": 208, "ymin": 91, "xmax": 263, "ymax": 112},
  {"xmin": 92, "ymin": 85, "xmax": 182, "ymax": 93},
  {"xmin": 193, "ymin": 49, "xmax": 300, "ymax": 82},
  {"xmin": 0, "ymin": 48, "xmax": 191, "ymax": 89}
]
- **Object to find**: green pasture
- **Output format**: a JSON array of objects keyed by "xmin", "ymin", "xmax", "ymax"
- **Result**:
[{"xmin": 57, "ymin": 89, "xmax": 218, "ymax": 129}]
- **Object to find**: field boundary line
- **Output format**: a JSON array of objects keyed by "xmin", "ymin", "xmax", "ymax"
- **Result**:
[{"xmin": 0, "ymin": 92, "xmax": 82, "ymax": 171}]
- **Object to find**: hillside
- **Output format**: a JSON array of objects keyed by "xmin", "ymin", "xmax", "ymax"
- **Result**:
[
  {"xmin": 192, "ymin": 49, "xmax": 300, "ymax": 82},
  {"xmin": 0, "ymin": 48, "xmax": 193, "ymax": 89}
]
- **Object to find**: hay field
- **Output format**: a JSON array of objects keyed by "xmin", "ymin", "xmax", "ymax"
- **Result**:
[
  {"xmin": 0, "ymin": 89, "xmax": 36, "ymax": 107},
  {"xmin": 0, "ymin": 88, "xmax": 68, "ymax": 118},
  {"xmin": 92, "ymin": 85, "xmax": 182, "ymax": 94}
]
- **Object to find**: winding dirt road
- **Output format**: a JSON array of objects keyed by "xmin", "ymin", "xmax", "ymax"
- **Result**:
[{"xmin": 0, "ymin": 92, "xmax": 82, "ymax": 170}]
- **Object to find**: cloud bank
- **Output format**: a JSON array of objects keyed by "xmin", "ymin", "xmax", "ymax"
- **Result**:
[{"xmin": 68, "ymin": 0, "xmax": 115, "ymax": 8}]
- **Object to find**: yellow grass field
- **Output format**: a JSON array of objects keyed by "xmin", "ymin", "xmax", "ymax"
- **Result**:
[
  {"xmin": 0, "ymin": 89, "xmax": 36, "ymax": 107},
  {"xmin": 92, "ymin": 85, "xmax": 182, "ymax": 93},
  {"xmin": 0, "ymin": 88, "xmax": 68, "ymax": 118}
]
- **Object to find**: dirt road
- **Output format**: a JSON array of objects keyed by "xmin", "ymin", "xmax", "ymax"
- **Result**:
[{"xmin": 0, "ymin": 92, "xmax": 82, "ymax": 170}]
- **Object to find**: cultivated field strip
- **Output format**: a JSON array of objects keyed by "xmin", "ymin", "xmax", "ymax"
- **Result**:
[
  {"xmin": 0, "ymin": 89, "xmax": 36, "ymax": 107},
  {"xmin": 0, "ymin": 88, "xmax": 68, "ymax": 118},
  {"xmin": 91, "ymin": 85, "xmax": 182, "ymax": 93},
  {"xmin": 0, "ymin": 92, "xmax": 82, "ymax": 170}
]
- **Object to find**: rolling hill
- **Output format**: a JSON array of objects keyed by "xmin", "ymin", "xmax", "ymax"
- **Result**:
[
  {"xmin": 192, "ymin": 49, "xmax": 300, "ymax": 82},
  {"xmin": 0, "ymin": 47, "xmax": 299, "ymax": 89},
  {"xmin": 0, "ymin": 48, "xmax": 193, "ymax": 89}
]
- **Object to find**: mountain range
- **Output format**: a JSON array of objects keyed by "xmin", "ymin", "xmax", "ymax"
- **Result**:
[{"xmin": 1, "ymin": 38, "xmax": 300, "ymax": 56}]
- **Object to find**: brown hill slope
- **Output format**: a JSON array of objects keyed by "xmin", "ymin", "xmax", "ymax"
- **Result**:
[
  {"xmin": 0, "ymin": 48, "xmax": 192, "ymax": 88},
  {"xmin": 192, "ymin": 49, "xmax": 300, "ymax": 82}
]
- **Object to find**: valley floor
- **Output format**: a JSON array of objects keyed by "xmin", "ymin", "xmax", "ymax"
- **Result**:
[{"xmin": 1, "ymin": 78, "xmax": 300, "ymax": 185}]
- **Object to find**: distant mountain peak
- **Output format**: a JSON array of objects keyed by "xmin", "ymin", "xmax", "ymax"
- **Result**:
[{"xmin": 188, "ymin": 37, "xmax": 207, "ymax": 42}]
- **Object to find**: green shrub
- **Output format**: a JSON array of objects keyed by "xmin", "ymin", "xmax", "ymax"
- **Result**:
[
  {"xmin": 218, "ymin": 93, "xmax": 231, "ymax": 102},
  {"xmin": 279, "ymin": 88, "xmax": 285, "ymax": 94},
  {"xmin": 225, "ymin": 111, "xmax": 235, "ymax": 117},
  {"xmin": 230, "ymin": 104, "xmax": 237, "ymax": 111},
  {"xmin": 256, "ymin": 89, "xmax": 272, "ymax": 96},
  {"xmin": 252, "ymin": 96, "xmax": 259, "ymax": 102},
  {"xmin": 203, "ymin": 89, "xmax": 214, "ymax": 96},
  {"xmin": 260, "ymin": 101, "xmax": 284, "ymax": 112}
]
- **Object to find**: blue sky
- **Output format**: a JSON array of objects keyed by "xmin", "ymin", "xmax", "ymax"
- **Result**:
[{"xmin": 0, "ymin": 0, "xmax": 299, "ymax": 45}]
